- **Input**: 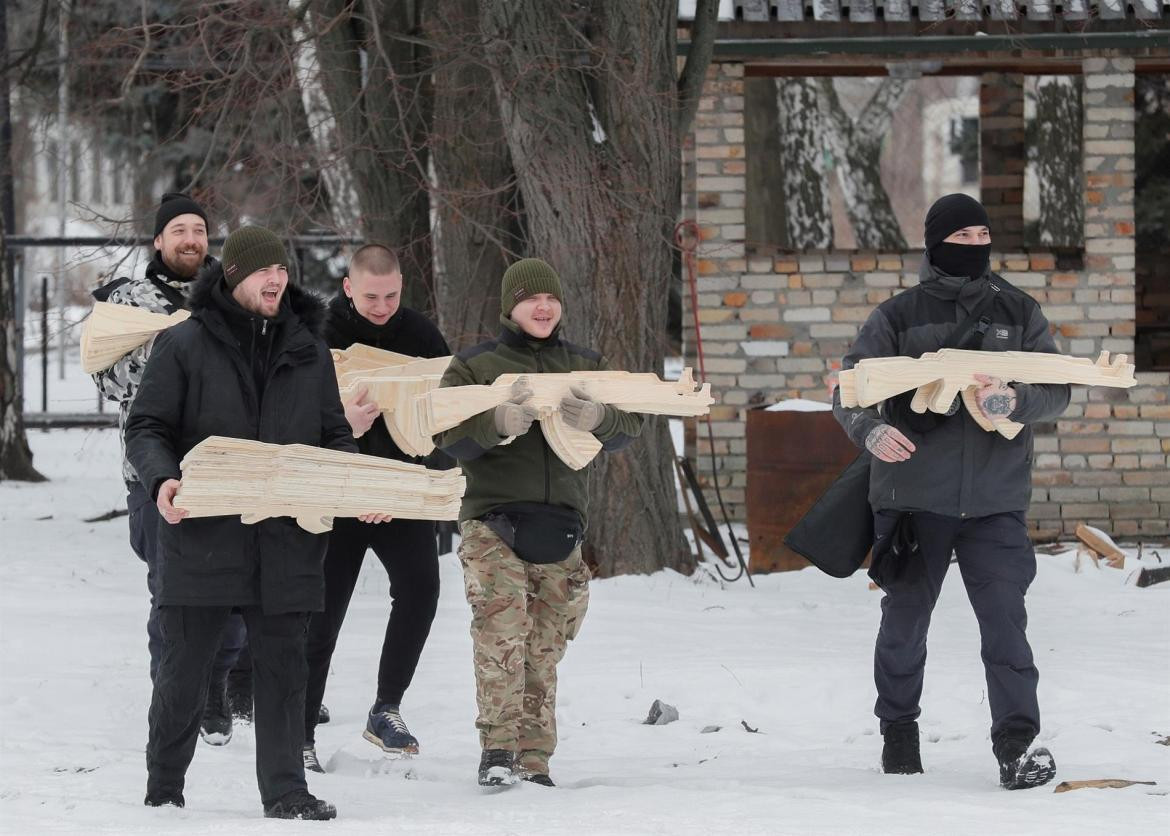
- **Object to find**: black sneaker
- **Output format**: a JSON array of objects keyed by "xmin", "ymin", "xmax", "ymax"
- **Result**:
[
  {"xmin": 303, "ymin": 743, "xmax": 326, "ymax": 774},
  {"xmin": 994, "ymin": 737, "xmax": 1056, "ymax": 790},
  {"xmin": 263, "ymin": 789, "xmax": 337, "ymax": 820},
  {"xmin": 199, "ymin": 679, "xmax": 232, "ymax": 746},
  {"xmin": 881, "ymin": 722, "xmax": 923, "ymax": 774},
  {"xmin": 478, "ymin": 749, "xmax": 517, "ymax": 786},
  {"xmin": 522, "ymin": 772, "xmax": 555, "ymax": 787},
  {"xmin": 144, "ymin": 792, "xmax": 185, "ymax": 808},
  {"xmin": 363, "ymin": 704, "xmax": 419, "ymax": 755},
  {"xmin": 227, "ymin": 669, "xmax": 253, "ymax": 723},
  {"xmin": 318, "ymin": 704, "xmax": 330, "ymax": 725}
]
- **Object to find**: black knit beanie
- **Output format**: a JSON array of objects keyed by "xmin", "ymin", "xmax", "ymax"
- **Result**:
[
  {"xmin": 154, "ymin": 192, "xmax": 208, "ymax": 237},
  {"xmin": 924, "ymin": 193, "xmax": 990, "ymax": 250},
  {"xmin": 501, "ymin": 258, "xmax": 564, "ymax": 316},
  {"xmin": 221, "ymin": 226, "xmax": 288, "ymax": 289}
]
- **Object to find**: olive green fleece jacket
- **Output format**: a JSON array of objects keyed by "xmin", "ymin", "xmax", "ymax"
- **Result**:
[{"xmin": 435, "ymin": 316, "xmax": 644, "ymax": 527}]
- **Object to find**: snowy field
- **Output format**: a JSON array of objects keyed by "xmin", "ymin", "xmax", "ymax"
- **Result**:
[{"xmin": 2, "ymin": 429, "xmax": 1168, "ymax": 835}]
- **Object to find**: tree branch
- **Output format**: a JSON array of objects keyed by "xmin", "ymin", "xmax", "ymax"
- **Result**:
[{"xmin": 675, "ymin": 0, "xmax": 718, "ymax": 138}]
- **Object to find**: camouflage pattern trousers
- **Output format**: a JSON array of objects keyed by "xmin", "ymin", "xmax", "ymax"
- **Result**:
[{"xmin": 458, "ymin": 519, "xmax": 590, "ymax": 774}]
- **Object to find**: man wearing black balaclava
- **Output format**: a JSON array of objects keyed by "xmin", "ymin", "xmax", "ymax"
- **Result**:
[{"xmin": 832, "ymin": 194, "xmax": 1071, "ymax": 790}]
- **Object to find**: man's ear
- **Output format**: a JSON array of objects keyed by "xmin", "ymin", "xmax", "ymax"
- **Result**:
[
  {"xmin": 153, "ymin": 234, "xmax": 164, "ymax": 251},
  {"xmin": 342, "ymin": 276, "xmax": 352, "ymax": 299}
]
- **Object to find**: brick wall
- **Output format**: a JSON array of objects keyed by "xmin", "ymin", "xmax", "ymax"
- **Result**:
[{"xmin": 684, "ymin": 57, "xmax": 1170, "ymax": 541}]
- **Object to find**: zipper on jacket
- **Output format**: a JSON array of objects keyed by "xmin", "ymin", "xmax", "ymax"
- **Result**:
[{"xmin": 536, "ymin": 350, "xmax": 550, "ymax": 503}]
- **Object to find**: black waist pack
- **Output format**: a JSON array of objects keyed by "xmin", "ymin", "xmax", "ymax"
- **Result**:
[
  {"xmin": 482, "ymin": 502, "xmax": 583, "ymax": 565},
  {"xmin": 867, "ymin": 511, "xmax": 922, "ymax": 590}
]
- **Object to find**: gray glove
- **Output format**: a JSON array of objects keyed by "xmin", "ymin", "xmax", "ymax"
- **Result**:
[
  {"xmin": 559, "ymin": 385, "xmax": 607, "ymax": 432},
  {"xmin": 494, "ymin": 377, "xmax": 538, "ymax": 437}
]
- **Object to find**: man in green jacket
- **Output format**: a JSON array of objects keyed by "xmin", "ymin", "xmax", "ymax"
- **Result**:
[{"xmin": 436, "ymin": 258, "xmax": 643, "ymax": 787}]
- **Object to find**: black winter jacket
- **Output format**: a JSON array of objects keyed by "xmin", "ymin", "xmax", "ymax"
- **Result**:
[
  {"xmin": 125, "ymin": 265, "xmax": 356, "ymax": 613},
  {"xmin": 324, "ymin": 292, "xmax": 449, "ymax": 462},
  {"xmin": 832, "ymin": 255, "xmax": 1071, "ymax": 518}
]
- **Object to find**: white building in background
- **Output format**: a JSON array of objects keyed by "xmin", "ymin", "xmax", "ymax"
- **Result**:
[
  {"xmin": 15, "ymin": 106, "xmax": 148, "ymax": 302},
  {"xmin": 921, "ymin": 79, "xmax": 980, "ymax": 209}
]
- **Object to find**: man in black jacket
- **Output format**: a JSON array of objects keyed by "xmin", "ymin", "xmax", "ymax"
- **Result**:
[
  {"xmin": 832, "ymin": 194, "xmax": 1070, "ymax": 790},
  {"xmin": 301, "ymin": 244, "xmax": 450, "ymax": 774},
  {"xmin": 91, "ymin": 194, "xmax": 246, "ymax": 745},
  {"xmin": 126, "ymin": 226, "xmax": 364, "ymax": 819}
]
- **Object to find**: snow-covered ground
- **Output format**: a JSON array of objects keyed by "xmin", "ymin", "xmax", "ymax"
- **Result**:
[{"xmin": 2, "ymin": 429, "xmax": 1168, "ymax": 835}]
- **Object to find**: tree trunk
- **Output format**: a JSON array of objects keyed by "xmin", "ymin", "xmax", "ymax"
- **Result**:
[
  {"xmin": 819, "ymin": 78, "xmax": 908, "ymax": 251},
  {"xmin": 428, "ymin": 0, "xmax": 523, "ymax": 351},
  {"xmin": 776, "ymin": 78, "xmax": 833, "ymax": 249},
  {"xmin": 0, "ymin": 0, "xmax": 45, "ymax": 481},
  {"xmin": 479, "ymin": 0, "xmax": 709, "ymax": 576},
  {"xmin": 1033, "ymin": 76, "xmax": 1082, "ymax": 248},
  {"xmin": 308, "ymin": 0, "xmax": 434, "ymax": 313},
  {"xmin": 745, "ymin": 76, "xmax": 786, "ymax": 248}
]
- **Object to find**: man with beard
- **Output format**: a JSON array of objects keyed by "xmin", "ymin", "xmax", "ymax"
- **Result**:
[
  {"xmin": 92, "ymin": 193, "xmax": 245, "ymax": 745},
  {"xmin": 125, "ymin": 225, "xmax": 369, "ymax": 819},
  {"xmin": 301, "ymin": 244, "xmax": 449, "ymax": 774},
  {"xmin": 832, "ymin": 194, "xmax": 1070, "ymax": 789}
]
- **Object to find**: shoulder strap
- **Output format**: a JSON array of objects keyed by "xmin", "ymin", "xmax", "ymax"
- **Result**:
[{"xmin": 943, "ymin": 285, "xmax": 999, "ymax": 351}]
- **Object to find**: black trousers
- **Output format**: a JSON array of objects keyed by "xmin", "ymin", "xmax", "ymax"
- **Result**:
[
  {"xmin": 873, "ymin": 510, "xmax": 1041, "ymax": 745},
  {"xmin": 146, "ymin": 606, "xmax": 309, "ymax": 805},
  {"xmin": 304, "ymin": 517, "xmax": 440, "ymax": 742},
  {"xmin": 127, "ymin": 482, "xmax": 245, "ymax": 684}
]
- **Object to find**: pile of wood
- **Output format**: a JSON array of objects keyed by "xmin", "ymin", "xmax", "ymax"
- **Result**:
[
  {"xmin": 838, "ymin": 349, "xmax": 1137, "ymax": 439},
  {"xmin": 173, "ymin": 436, "xmax": 465, "ymax": 533},
  {"xmin": 80, "ymin": 301, "xmax": 191, "ymax": 373},
  {"xmin": 1074, "ymin": 522, "xmax": 1126, "ymax": 571},
  {"xmin": 332, "ymin": 345, "xmax": 453, "ymax": 456},
  {"xmin": 416, "ymin": 368, "xmax": 714, "ymax": 469}
]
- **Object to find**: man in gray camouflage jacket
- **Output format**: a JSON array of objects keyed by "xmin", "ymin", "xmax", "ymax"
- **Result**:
[{"xmin": 91, "ymin": 193, "xmax": 245, "ymax": 745}]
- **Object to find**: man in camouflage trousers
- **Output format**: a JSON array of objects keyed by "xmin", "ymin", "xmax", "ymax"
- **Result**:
[
  {"xmin": 436, "ymin": 258, "xmax": 642, "ymax": 787},
  {"xmin": 91, "ymin": 193, "xmax": 245, "ymax": 744}
]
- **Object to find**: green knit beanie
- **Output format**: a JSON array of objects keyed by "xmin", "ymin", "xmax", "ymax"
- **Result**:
[
  {"xmin": 221, "ymin": 226, "xmax": 288, "ymax": 288},
  {"xmin": 500, "ymin": 258, "xmax": 564, "ymax": 316}
]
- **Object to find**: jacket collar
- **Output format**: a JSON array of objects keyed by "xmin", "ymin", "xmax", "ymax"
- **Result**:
[
  {"xmin": 187, "ymin": 261, "xmax": 327, "ymax": 360},
  {"xmin": 498, "ymin": 314, "xmax": 562, "ymax": 351},
  {"xmin": 918, "ymin": 251, "xmax": 993, "ymax": 314}
]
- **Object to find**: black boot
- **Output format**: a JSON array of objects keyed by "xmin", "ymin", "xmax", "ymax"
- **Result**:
[
  {"xmin": 477, "ymin": 749, "xmax": 516, "ymax": 786},
  {"xmin": 882, "ymin": 722, "xmax": 923, "ymax": 774},
  {"xmin": 144, "ymin": 791, "xmax": 185, "ymax": 808},
  {"xmin": 263, "ymin": 789, "xmax": 337, "ymax": 820},
  {"xmin": 226, "ymin": 668, "xmax": 253, "ymax": 723},
  {"xmin": 199, "ymin": 678, "xmax": 232, "ymax": 745},
  {"xmin": 994, "ymin": 736, "xmax": 1056, "ymax": 790}
]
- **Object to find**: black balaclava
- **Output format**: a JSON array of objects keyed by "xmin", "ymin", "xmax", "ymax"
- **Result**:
[{"xmin": 924, "ymin": 193, "xmax": 991, "ymax": 280}]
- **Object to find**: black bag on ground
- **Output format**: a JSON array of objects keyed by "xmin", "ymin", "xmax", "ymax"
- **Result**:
[
  {"xmin": 482, "ymin": 502, "xmax": 583, "ymax": 565},
  {"xmin": 783, "ymin": 454, "xmax": 874, "ymax": 578}
]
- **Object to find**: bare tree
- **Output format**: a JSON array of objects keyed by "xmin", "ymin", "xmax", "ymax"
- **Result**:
[
  {"xmin": 477, "ymin": 0, "xmax": 717, "ymax": 576},
  {"xmin": 777, "ymin": 78, "xmax": 833, "ymax": 249},
  {"xmin": 428, "ymin": 0, "xmax": 523, "ymax": 350},
  {"xmin": 305, "ymin": 0, "xmax": 435, "ymax": 311},
  {"xmin": 1032, "ymin": 76, "xmax": 1082, "ymax": 247},
  {"xmin": 1, "ymin": 0, "xmax": 45, "ymax": 481},
  {"xmin": 818, "ymin": 77, "xmax": 909, "ymax": 251}
]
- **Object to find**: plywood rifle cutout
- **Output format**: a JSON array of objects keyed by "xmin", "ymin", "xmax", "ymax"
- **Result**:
[
  {"xmin": 837, "ymin": 349, "xmax": 1136, "ymax": 440},
  {"xmin": 416, "ymin": 369, "xmax": 714, "ymax": 470},
  {"xmin": 331, "ymin": 345, "xmax": 453, "ymax": 456},
  {"xmin": 173, "ymin": 436, "xmax": 466, "ymax": 534},
  {"xmin": 80, "ymin": 301, "xmax": 191, "ymax": 373}
]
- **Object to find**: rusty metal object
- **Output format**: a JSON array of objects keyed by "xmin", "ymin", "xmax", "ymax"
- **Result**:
[{"xmin": 746, "ymin": 409, "xmax": 859, "ymax": 573}]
